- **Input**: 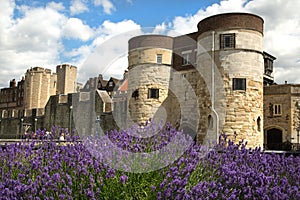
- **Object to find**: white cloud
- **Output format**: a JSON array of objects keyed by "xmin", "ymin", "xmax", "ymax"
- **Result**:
[
  {"xmin": 96, "ymin": 19, "xmax": 141, "ymax": 37},
  {"xmin": 0, "ymin": 0, "xmax": 140, "ymax": 88},
  {"xmin": 93, "ymin": 0, "xmax": 115, "ymax": 14},
  {"xmin": 0, "ymin": 0, "xmax": 15, "ymax": 32},
  {"xmin": 0, "ymin": 1, "xmax": 66, "ymax": 87},
  {"xmin": 75, "ymin": 20, "xmax": 142, "ymax": 83},
  {"xmin": 47, "ymin": 1, "xmax": 65, "ymax": 11},
  {"xmin": 152, "ymin": 23, "xmax": 169, "ymax": 35},
  {"xmin": 170, "ymin": 0, "xmax": 247, "ymax": 35},
  {"xmin": 63, "ymin": 18, "xmax": 95, "ymax": 41},
  {"xmin": 70, "ymin": 0, "xmax": 89, "ymax": 15},
  {"xmin": 7, "ymin": 7, "xmax": 65, "ymax": 50},
  {"xmin": 245, "ymin": 0, "xmax": 300, "ymax": 84}
]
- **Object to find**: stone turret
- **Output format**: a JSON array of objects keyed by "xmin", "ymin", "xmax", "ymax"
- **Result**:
[
  {"xmin": 24, "ymin": 67, "xmax": 57, "ymax": 109},
  {"xmin": 197, "ymin": 13, "xmax": 264, "ymax": 147},
  {"xmin": 127, "ymin": 35, "xmax": 173, "ymax": 125},
  {"xmin": 56, "ymin": 64, "xmax": 77, "ymax": 95}
]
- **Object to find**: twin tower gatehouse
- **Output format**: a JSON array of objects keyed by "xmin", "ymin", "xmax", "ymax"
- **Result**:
[{"xmin": 127, "ymin": 13, "xmax": 265, "ymax": 147}]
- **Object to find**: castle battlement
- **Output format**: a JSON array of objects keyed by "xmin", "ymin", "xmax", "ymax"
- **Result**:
[{"xmin": 27, "ymin": 67, "xmax": 52, "ymax": 74}]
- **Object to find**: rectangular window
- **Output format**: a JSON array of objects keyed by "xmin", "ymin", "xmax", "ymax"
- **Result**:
[
  {"xmin": 109, "ymin": 82, "xmax": 113, "ymax": 87},
  {"xmin": 182, "ymin": 53, "xmax": 190, "ymax": 65},
  {"xmin": 273, "ymin": 104, "xmax": 282, "ymax": 116},
  {"xmin": 233, "ymin": 78, "xmax": 246, "ymax": 91},
  {"xmin": 156, "ymin": 54, "xmax": 162, "ymax": 64},
  {"xmin": 220, "ymin": 33, "xmax": 235, "ymax": 49},
  {"xmin": 148, "ymin": 88, "xmax": 159, "ymax": 99}
]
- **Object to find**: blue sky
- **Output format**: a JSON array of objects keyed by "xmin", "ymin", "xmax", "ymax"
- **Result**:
[{"xmin": 0, "ymin": 0, "xmax": 299, "ymax": 87}]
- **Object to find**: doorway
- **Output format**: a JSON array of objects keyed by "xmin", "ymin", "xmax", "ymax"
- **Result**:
[{"xmin": 266, "ymin": 128, "xmax": 283, "ymax": 150}]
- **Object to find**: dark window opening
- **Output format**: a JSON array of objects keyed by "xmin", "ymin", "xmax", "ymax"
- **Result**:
[
  {"xmin": 148, "ymin": 88, "xmax": 159, "ymax": 99},
  {"xmin": 273, "ymin": 104, "xmax": 282, "ymax": 116},
  {"xmin": 220, "ymin": 34, "xmax": 235, "ymax": 49},
  {"xmin": 233, "ymin": 78, "xmax": 246, "ymax": 91},
  {"xmin": 132, "ymin": 90, "xmax": 139, "ymax": 100}
]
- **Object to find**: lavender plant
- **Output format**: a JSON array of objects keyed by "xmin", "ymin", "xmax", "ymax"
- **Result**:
[
  {"xmin": 157, "ymin": 135, "xmax": 300, "ymax": 199},
  {"xmin": 0, "ymin": 124, "xmax": 299, "ymax": 200}
]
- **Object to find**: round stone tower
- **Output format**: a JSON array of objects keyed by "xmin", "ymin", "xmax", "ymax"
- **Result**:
[
  {"xmin": 197, "ymin": 13, "xmax": 264, "ymax": 147},
  {"xmin": 127, "ymin": 35, "xmax": 173, "ymax": 125}
]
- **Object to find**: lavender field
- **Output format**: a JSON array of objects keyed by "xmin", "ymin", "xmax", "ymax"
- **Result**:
[{"xmin": 0, "ymin": 124, "xmax": 299, "ymax": 199}]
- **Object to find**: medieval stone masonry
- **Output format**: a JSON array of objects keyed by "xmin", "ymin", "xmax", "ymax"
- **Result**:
[{"xmin": 0, "ymin": 13, "xmax": 299, "ymax": 150}]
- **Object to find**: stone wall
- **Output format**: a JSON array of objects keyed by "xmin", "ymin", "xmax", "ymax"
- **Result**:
[
  {"xmin": 0, "ymin": 108, "xmax": 44, "ymax": 138},
  {"xmin": 128, "ymin": 48, "xmax": 173, "ymax": 69},
  {"xmin": 263, "ymin": 84, "xmax": 300, "ymax": 145},
  {"xmin": 0, "ymin": 90, "xmax": 116, "ymax": 139},
  {"xmin": 291, "ymin": 85, "xmax": 300, "ymax": 144},
  {"xmin": 112, "ymin": 90, "xmax": 128, "ymax": 130},
  {"xmin": 128, "ymin": 64, "xmax": 172, "ymax": 125}
]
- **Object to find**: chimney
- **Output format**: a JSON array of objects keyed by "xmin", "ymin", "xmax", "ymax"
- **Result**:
[{"xmin": 9, "ymin": 79, "xmax": 16, "ymax": 88}]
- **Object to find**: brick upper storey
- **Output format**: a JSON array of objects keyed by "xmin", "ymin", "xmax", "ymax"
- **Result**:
[{"xmin": 197, "ymin": 13, "xmax": 264, "ymax": 35}]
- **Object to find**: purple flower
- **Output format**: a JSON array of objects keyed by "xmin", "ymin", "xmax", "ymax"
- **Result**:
[
  {"xmin": 151, "ymin": 185, "xmax": 156, "ymax": 191},
  {"xmin": 120, "ymin": 175, "xmax": 128, "ymax": 184}
]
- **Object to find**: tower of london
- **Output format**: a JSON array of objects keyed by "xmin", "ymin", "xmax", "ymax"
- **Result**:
[{"xmin": 1, "ymin": 13, "xmax": 299, "ymax": 151}]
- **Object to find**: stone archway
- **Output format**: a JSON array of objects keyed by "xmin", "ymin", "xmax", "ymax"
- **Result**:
[{"xmin": 266, "ymin": 128, "xmax": 283, "ymax": 150}]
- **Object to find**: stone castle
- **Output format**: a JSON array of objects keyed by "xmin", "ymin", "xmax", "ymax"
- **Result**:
[
  {"xmin": 0, "ymin": 64, "xmax": 78, "ymax": 138},
  {"xmin": 127, "ymin": 13, "xmax": 266, "ymax": 147},
  {"xmin": 111, "ymin": 13, "xmax": 299, "ymax": 149},
  {"xmin": 0, "ymin": 13, "xmax": 299, "ymax": 150}
]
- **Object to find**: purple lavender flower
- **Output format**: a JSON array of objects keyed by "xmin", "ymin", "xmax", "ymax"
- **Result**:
[{"xmin": 120, "ymin": 175, "xmax": 128, "ymax": 184}]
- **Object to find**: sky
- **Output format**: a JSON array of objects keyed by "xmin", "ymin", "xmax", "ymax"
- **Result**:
[{"xmin": 0, "ymin": 0, "xmax": 299, "ymax": 87}]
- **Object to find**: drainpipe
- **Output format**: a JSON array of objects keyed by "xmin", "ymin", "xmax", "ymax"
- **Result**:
[{"xmin": 211, "ymin": 31, "xmax": 220, "ymax": 143}]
